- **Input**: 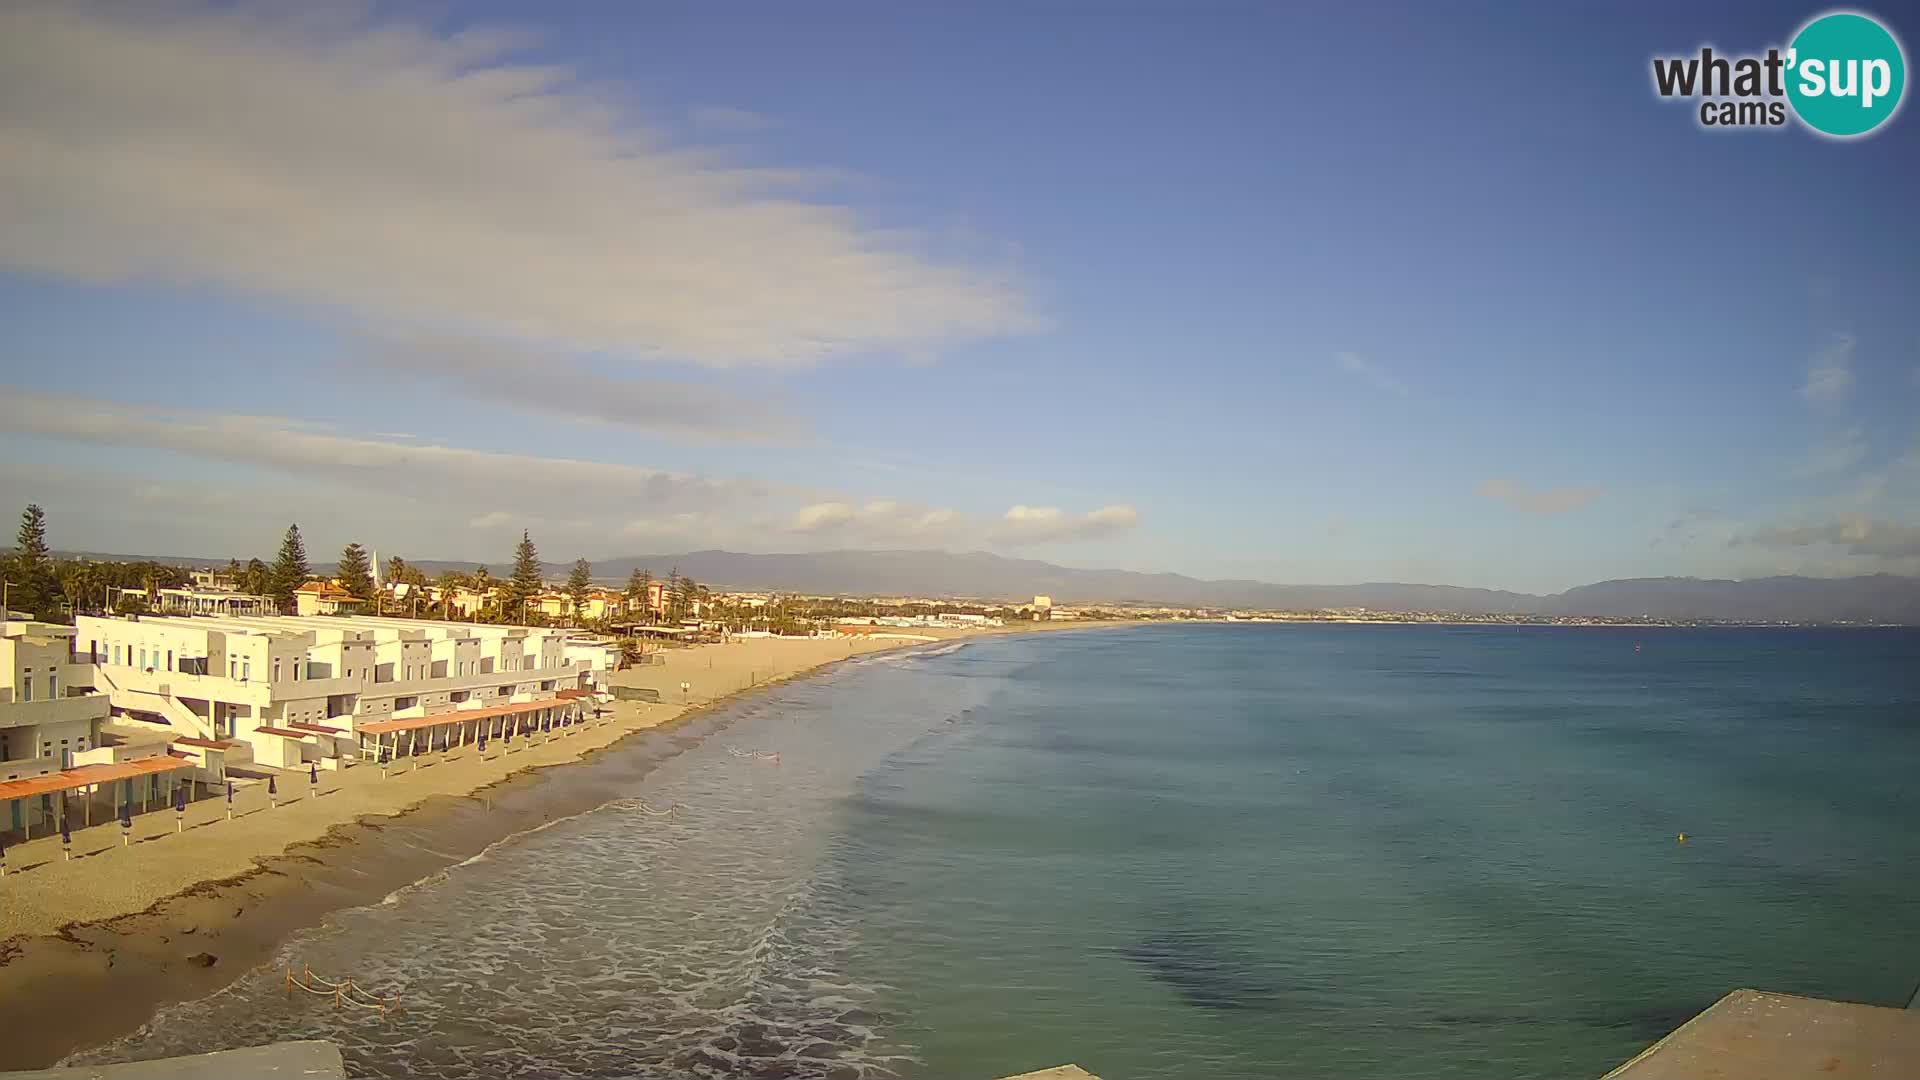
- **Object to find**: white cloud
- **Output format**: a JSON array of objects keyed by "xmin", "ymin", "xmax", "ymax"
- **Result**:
[
  {"xmin": 1799, "ymin": 334, "xmax": 1855, "ymax": 408},
  {"xmin": 991, "ymin": 504, "xmax": 1139, "ymax": 545},
  {"xmin": 785, "ymin": 500, "xmax": 962, "ymax": 541},
  {"xmin": 0, "ymin": 4, "xmax": 1038, "ymax": 367},
  {"xmin": 1335, "ymin": 352, "xmax": 1409, "ymax": 397},
  {"xmin": 1477, "ymin": 479, "xmax": 1602, "ymax": 515},
  {"xmin": 468, "ymin": 511, "xmax": 514, "ymax": 530}
]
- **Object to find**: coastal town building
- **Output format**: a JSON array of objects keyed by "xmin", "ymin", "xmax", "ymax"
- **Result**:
[
  {"xmin": 294, "ymin": 581, "xmax": 364, "ymax": 616},
  {"xmin": 127, "ymin": 585, "xmax": 277, "ymax": 617},
  {"xmin": 578, "ymin": 587, "xmax": 627, "ymax": 622}
]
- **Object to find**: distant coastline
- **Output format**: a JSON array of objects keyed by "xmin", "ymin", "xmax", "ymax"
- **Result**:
[{"xmin": 21, "ymin": 546, "xmax": 1920, "ymax": 625}]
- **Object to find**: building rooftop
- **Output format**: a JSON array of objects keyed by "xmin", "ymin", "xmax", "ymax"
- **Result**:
[{"xmin": 1601, "ymin": 989, "xmax": 1920, "ymax": 1080}]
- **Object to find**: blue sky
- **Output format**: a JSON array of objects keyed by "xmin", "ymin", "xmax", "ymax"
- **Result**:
[{"xmin": 1, "ymin": 1, "xmax": 1916, "ymax": 593}]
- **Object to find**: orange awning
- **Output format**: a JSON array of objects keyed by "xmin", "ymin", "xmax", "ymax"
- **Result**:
[
  {"xmin": 356, "ymin": 697, "xmax": 575, "ymax": 736},
  {"xmin": 0, "ymin": 756, "xmax": 194, "ymax": 802}
]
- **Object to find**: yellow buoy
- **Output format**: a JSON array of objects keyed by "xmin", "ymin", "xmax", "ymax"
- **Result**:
[{"xmin": 1677, "ymin": 832, "xmax": 1687, "ymax": 844}]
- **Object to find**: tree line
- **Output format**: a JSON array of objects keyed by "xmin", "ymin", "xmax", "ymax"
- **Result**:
[{"xmin": 2, "ymin": 504, "xmax": 707, "ymax": 630}]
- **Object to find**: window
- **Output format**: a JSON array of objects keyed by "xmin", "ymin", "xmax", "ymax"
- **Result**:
[
  {"xmin": 242, "ymin": 660, "xmax": 251, "ymax": 681},
  {"xmin": 48, "ymin": 674, "xmax": 57, "ymax": 699},
  {"xmin": 167, "ymin": 650, "xmax": 174, "ymax": 670},
  {"xmin": 274, "ymin": 658, "xmax": 281, "ymax": 682},
  {"xmin": 21, "ymin": 679, "xmax": 31, "ymax": 702},
  {"xmin": 229, "ymin": 658, "xmax": 237, "ymax": 678},
  {"xmin": 139, "ymin": 648, "xmax": 147, "ymax": 669},
  {"xmin": 113, "ymin": 644, "xmax": 123, "ymax": 665}
]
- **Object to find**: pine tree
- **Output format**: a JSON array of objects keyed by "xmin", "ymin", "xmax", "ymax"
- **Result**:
[
  {"xmin": 566, "ymin": 558, "xmax": 593, "ymax": 624},
  {"xmin": 241, "ymin": 557, "xmax": 271, "ymax": 597},
  {"xmin": 337, "ymin": 543, "xmax": 375, "ymax": 600},
  {"xmin": 664, "ymin": 567, "xmax": 684, "ymax": 622},
  {"xmin": 5, "ymin": 504, "xmax": 61, "ymax": 617},
  {"xmin": 270, "ymin": 524, "xmax": 310, "ymax": 613},
  {"xmin": 627, "ymin": 568, "xmax": 655, "ymax": 623},
  {"xmin": 675, "ymin": 574, "xmax": 700, "ymax": 622},
  {"xmin": 506, "ymin": 531, "xmax": 542, "ymax": 622}
]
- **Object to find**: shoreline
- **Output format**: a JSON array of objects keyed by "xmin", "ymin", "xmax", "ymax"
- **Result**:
[{"xmin": 0, "ymin": 622, "xmax": 1125, "ymax": 1070}]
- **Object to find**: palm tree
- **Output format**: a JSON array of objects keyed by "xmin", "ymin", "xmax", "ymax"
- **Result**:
[{"xmin": 57, "ymin": 561, "xmax": 98, "ymax": 617}]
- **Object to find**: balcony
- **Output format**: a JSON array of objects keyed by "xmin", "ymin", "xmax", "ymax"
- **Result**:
[{"xmin": 0, "ymin": 693, "xmax": 111, "ymax": 729}]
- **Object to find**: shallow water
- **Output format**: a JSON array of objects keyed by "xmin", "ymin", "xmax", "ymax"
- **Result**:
[{"xmin": 76, "ymin": 625, "xmax": 1920, "ymax": 1079}]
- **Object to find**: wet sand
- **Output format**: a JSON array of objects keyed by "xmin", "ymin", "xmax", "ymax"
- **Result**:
[{"xmin": 0, "ymin": 623, "xmax": 1123, "ymax": 1070}]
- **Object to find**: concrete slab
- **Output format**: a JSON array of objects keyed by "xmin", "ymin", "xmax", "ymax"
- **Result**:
[
  {"xmin": 0, "ymin": 1041, "xmax": 344, "ymax": 1080},
  {"xmin": 1602, "ymin": 989, "xmax": 1920, "ymax": 1080}
]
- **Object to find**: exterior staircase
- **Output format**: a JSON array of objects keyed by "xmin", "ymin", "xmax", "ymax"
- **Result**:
[{"xmin": 91, "ymin": 666, "xmax": 220, "ymax": 742}]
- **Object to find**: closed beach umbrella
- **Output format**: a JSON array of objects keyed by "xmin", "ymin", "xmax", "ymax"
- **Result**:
[
  {"xmin": 174, "ymin": 783, "xmax": 187, "ymax": 832},
  {"xmin": 1, "ymin": 832, "xmax": 7, "ymax": 874},
  {"xmin": 226, "ymin": 780, "xmax": 234, "ymax": 805},
  {"xmin": 477, "ymin": 733, "xmax": 487, "ymax": 752},
  {"xmin": 309, "ymin": 763, "xmax": 319, "ymax": 788},
  {"xmin": 267, "ymin": 775, "xmax": 277, "ymax": 807},
  {"xmin": 119, "ymin": 805, "xmax": 132, "ymax": 846}
]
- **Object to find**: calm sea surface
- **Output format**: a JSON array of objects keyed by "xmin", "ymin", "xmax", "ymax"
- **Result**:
[{"xmin": 77, "ymin": 625, "xmax": 1920, "ymax": 1079}]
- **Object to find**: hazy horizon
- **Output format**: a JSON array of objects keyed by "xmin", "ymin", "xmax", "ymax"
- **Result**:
[
  {"xmin": 20, "ymin": 539, "xmax": 1920, "ymax": 600},
  {"xmin": 2, "ymin": 2, "xmax": 1916, "ymax": 593}
]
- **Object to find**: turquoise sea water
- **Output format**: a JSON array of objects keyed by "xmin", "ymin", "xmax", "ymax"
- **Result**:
[{"xmin": 80, "ymin": 625, "xmax": 1920, "ymax": 1079}]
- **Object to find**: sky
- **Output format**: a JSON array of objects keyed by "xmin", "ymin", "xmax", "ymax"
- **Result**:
[{"xmin": 1, "ymin": 1, "xmax": 1917, "ymax": 594}]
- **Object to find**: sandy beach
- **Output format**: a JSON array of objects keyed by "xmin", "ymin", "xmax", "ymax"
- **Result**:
[{"xmin": 0, "ymin": 622, "xmax": 1120, "ymax": 1069}]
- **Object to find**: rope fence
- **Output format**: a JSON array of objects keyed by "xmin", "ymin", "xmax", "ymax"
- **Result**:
[
  {"xmin": 609, "ymin": 798, "xmax": 679, "ymax": 816},
  {"xmin": 285, "ymin": 963, "xmax": 401, "ymax": 1019}
]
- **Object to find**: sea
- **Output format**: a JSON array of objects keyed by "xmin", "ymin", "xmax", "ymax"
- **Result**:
[{"xmin": 71, "ymin": 624, "xmax": 1920, "ymax": 1079}]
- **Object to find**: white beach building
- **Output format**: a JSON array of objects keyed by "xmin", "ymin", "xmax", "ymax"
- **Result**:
[
  {"xmin": 2, "ymin": 620, "xmax": 194, "ymax": 839},
  {"xmin": 3, "ymin": 620, "xmax": 110, "ymax": 778},
  {"xmin": 73, "ymin": 613, "xmax": 604, "ymax": 769}
]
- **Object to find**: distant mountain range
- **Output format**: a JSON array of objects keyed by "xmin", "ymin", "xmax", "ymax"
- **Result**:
[{"xmin": 40, "ymin": 546, "xmax": 1920, "ymax": 623}]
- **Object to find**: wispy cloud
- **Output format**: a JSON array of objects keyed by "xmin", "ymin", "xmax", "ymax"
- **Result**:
[
  {"xmin": 1, "ymin": 390, "xmax": 1142, "ymax": 558},
  {"xmin": 1477, "ymin": 479, "xmax": 1602, "ymax": 515},
  {"xmin": 1335, "ymin": 352, "xmax": 1409, "ymax": 397},
  {"xmin": 688, "ymin": 105, "xmax": 773, "ymax": 133},
  {"xmin": 1792, "ymin": 424, "xmax": 1869, "ymax": 477},
  {"xmin": 0, "ymin": 4, "xmax": 1038, "ymax": 367},
  {"xmin": 990, "ymin": 504, "xmax": 1139, "ymax": 544},
  {"xmin": 1799, "ymin": 334, "xmax": 1855, "ymax": 408},
  {"xmin": 1734, "ymin": 516, "xmax": 1920, "ymax": 559},
  {"xmin": 371, "ymin": 337, "xmax": 807, "ymax": 442},
  {"xmin": 0, "ymin": 390, "xmax": 757, "ymax": 512}
]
